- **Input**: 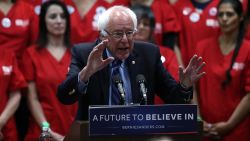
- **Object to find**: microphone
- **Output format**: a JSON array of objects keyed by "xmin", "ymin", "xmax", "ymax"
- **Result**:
[
  {"xmin": 113, "ymin": 74, "xmax": 126, "ymax": 105},
  {"xmin": 136, "ymin": 74, "xmax": 147, "ymax": 105}
]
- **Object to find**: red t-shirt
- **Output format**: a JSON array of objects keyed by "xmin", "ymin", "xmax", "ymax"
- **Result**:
[
  {"xmin": 196, "ymin": 37, "xmax": 250, "ymax": 141},
  {"xmin": 173, "ymin": 0, "xmax": 220, "ymax": 66},
  {"xmin": 0, "ymin": 50, "xmax": 26, "ymax": 141},
  {"xmin": 0, "ymin": 1, "xmax": 38, "ymax": 60},
  {"xmin": 21, "ymin": 45, "xmax": 78, "ymax": 140}
]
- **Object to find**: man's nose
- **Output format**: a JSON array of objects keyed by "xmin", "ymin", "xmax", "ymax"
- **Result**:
[{"xmin": 121, "ymin": 32, "xmax": 129, "ymax": 41}]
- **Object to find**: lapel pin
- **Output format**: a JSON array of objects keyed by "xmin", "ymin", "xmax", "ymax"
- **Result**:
[{"xmin": 132, "ymin": 61, "xmax": 135, "ymax": 64}]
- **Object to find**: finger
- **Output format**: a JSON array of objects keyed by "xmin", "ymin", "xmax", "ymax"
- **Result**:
[
  {"xmin": 178, "ymin": 66, "xmax": 184, "ymax": 79},
  {"xmin": 203, "ymin": 126, "xmax": 210, "ymax": 132},
  {"xmin": 102, "ymin": 39, "xmax": 109, "ymax": 47},
  {"xmin": 210, "ymin": 131, "xmax": 219, "ymax": 136},
  {"xmin": 103, "ymin": 57, "xmax": 115, "ymax": 66},
  {"xmin": 95, "ymin": 39, "xmax": 109, "ymax": 51},
  {"xmin": 192, "ymin": 56, "xmax": 203, "ymax": 71},
  {"xmin": 195, "ymin": 57, "xmax": 203, "ymax": 67},
  {"xmin": 90, "ymin": 40, "xmax": 109, "ymax": 57},
  {"xmin": 196, "ymin": 62, "xmax": 206, "ymax": 73},
  {"xmin": 194, "ymin": 72, "xmax": 206, "ymax": 82},
  {"xmin": 88, "ymin": 47, "xmax": 100, "ymax": 59},
  {"xmin": 187, "ymin": 54, "xmax": 198, "ymax": 68}
]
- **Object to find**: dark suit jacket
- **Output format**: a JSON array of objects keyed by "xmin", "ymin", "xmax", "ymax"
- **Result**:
[{"xmin": 57, "ymin": 40, "xmax": 192, "ymax": 120}]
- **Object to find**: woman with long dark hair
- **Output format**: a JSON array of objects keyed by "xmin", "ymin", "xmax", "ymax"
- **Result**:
[
  {"xmin": 20, "ymin": 0, "xmax": 77, "ymax": 140},
  {"xmin": 195, "ymin": 0, "xmax": 250, "ymax": 140}
]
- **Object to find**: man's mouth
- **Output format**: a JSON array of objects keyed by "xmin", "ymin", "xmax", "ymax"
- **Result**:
[{"xmin": 118, "ymin": 47, "xmax": 129, "ymax": 51}]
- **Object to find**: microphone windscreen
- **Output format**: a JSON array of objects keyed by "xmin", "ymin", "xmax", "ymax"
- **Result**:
[
  {"xmin": 113, "ymin": 74, "xmax": 122, "ymax": 83},
  {"xmin": 136, "ymin": 74, "xmax": 146, "ymax": 83}
]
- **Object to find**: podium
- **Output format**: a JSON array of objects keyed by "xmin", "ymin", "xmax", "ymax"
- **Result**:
[
  {"xmin": 64, "ymin": 120, "xmax": 203, "ymax": 141},
  {"xmin": 64, "ymin": 105, "xmax": 202, "ymax": 141}
]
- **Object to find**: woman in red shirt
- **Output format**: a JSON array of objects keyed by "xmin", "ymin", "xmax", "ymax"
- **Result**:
[
  {"xmin": 21, "ymin": 1, "xmax": 77, "ymax": 140},
  {"xmin": 0, "ymin": 50, "xmax": 27, "ymax": 141},
  {"xmin": 195, "ymin": 0, "xmax": 250, "ymax": 140}
]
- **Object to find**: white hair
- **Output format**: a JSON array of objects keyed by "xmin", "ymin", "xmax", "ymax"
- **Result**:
[{"xmin": 98, "ymin": 5, "xmax": 137, "ymax": 36}]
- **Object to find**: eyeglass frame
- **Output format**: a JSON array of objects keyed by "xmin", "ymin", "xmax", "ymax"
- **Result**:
[{"xmin": 103, "ymin": 29, "xmax": 137, "ymax": 40}]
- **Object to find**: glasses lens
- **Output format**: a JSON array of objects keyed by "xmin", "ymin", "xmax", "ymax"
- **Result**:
[{"xmin": 116, "ymin": 31, "xmax": 134, "ymax": 39}]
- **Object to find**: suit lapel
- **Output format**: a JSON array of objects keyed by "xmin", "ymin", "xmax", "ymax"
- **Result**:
[
  {"xmin": 99, "ymin": 50, "xmax": 111, "ymax": 104},
  {"xmin": 126, "ymin": 50, "xmax": 141, "ymax": 104},
  {"xmin": 98, "ymin": 43, "xmax": 144, "ymax": 104},
  {"xmin": 100, "ymin": 66, "xmax": 110, "ymax": 104}
]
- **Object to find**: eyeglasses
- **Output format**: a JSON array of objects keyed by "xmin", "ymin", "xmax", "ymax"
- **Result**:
[{"xmin": 104, "ymin": 29, "xmax": 136, "ymax": 40}]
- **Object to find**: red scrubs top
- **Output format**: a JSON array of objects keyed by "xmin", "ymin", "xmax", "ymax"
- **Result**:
[
  {"xmin": 0, "ymin": 1, "xmax": 38, "ymax": 60},
  {"xmin": 64, "ymin": 0, "xmax": 129, "ymax": 44},
  {"xmin": 22, "ymin": 0, "xmax": 130, "ymax": 44},
  {"xmin": 21, "ymin": 45, "xmax": 78, "ymax": 141},
  {"xmin": 150, "ymin": 0, "xmax": 181, "ymax": 45},
  {"xmin": 196, "ymin": 37, "xmax": 250, "ymax": 141},
  {"xmin": 0, "ymin": 50, "xmax": 26, "ymax": 141},
  {"xmin": 173, "ymin": 0, "xmax": 220, "ymax": 66},
  {"xmin": 64, "ymin": 0, "xmax": 106, "ymax": 43}
]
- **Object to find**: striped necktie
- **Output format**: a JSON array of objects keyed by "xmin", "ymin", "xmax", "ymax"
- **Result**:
[{"xmin": 111, "ymin": 60, "xmax": 123, "ymax": 105}]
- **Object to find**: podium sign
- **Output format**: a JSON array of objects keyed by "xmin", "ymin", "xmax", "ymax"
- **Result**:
[{"xmin": 89, "ymin": 104, "xmax": 197, "ymax": 136}]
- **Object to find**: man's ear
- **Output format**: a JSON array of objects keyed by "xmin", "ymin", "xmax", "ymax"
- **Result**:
[
  {"xmin": 99, "ymin": 35, "xmax": 106, "ymax": 40},
  {"xmin": 99, "ymin": 31, "xmax": 108, "ymax": 40}
]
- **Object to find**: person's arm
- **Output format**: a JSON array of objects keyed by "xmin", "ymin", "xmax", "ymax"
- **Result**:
[
  {"xmin": 27, "ymin": 81, "xmax": 47, "ymax": 127},
  {"xmin": 0, "ymin": 90, "xmax": 21, "ymax": 133},
  {"xmin": 210, "ymin": 93, "xmax": 250, "ymax": 136},
  {"xmin": 174, "ymin": 45, "xmax": 184, "ymax": 67},
  {"xmin": 27, "ymin": 81, "xmax": 64, "ymax": 140},
  {"xmin": 192, "ymin": 85, "xmax": 211, "ymax": 136},
  {"xmin": 191, "ymin": 85, "xmax": 201, "ymax": 115},
  {"xmin": 57, "ymin": 40, "xmax": 114, "ymax": 104}
]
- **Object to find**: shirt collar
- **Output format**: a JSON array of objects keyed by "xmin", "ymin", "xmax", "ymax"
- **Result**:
[{"xmin": 106, "ymin": 48, "xmax": 125, "ymax": 68}]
